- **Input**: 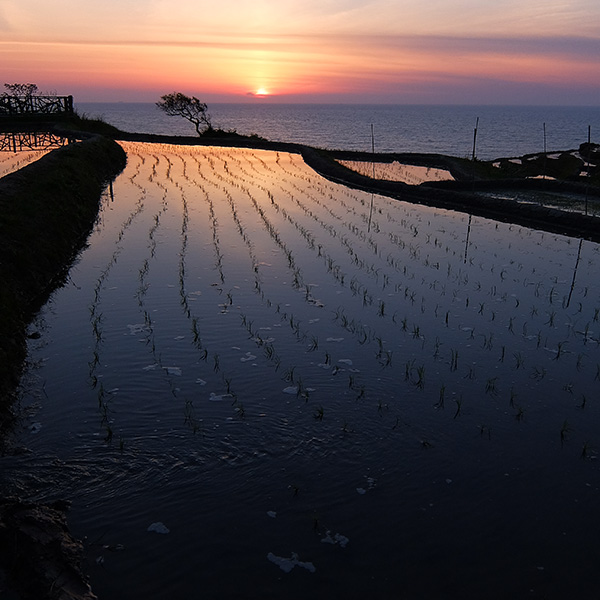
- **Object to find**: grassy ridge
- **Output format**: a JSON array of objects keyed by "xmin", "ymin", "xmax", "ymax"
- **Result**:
[{"xmin": 0, "ymin": 135, "xmax": 126, "ymax": 420}]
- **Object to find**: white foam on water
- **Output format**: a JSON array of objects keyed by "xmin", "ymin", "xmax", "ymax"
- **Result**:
[
  {"xmin": 209, "ymin": 392, "xmax": 234, "ymax": 402},
  {"xmin": 174, "ymin": 335, "xmax": 185, "ymax": 341},
  {"xmin": 143, "ymin": 363, "xmax": 159, "ymax": 371},
  {"xmin": 163, "ymin": 366, "xmax": 182, "ymax": 376},
  {"xmin": 127, "ymin": 323, "xmax": 149, "ymax": 335},
  {"xmin": 283, "ymin": 386, "xmax": 298, "ymax": 395},
  {"xmin": 267, "ymin": 552, "xmax": 315, "ymax": 573},
  {"xmin": 357, "ymin": 476, "xmax": 377, "ymax": 495},
  {"xmin": 241, "ymin": 352, "xmax": 257, "ymax": 362},
  {"xmin": 147, "ymin": 522, "xmax": 170, "ymax": 534},
  {"xmin": 321, "ymin": 530, "xmax": 349, "ymax": 548},
  {"xmin": 195, "ymin": 378, "xmax": 207, "ymax": 386}
]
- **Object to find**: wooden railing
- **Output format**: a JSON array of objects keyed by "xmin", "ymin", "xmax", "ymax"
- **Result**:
[{"xmin": 0, "ymin": 95, "xmax": 74, "ymax": 116}]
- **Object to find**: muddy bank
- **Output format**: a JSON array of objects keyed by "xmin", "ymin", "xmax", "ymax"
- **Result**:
[
  {"xmin": 0, "ymin": 135, "xmax": 125, "ymax": 598},
  {"xmin": 0, "ymin": 498, "xmax": 96, "ymax": 600}
]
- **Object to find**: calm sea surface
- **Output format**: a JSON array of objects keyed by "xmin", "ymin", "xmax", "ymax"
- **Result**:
[{"xmin": 77, "ymin": 102, "xmax": 600, "ymax": 160}]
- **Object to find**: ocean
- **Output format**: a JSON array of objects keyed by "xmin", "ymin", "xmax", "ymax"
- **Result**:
[{"xmin": 77, "ymin": 102, "xmax": 599, "ymax": 161}]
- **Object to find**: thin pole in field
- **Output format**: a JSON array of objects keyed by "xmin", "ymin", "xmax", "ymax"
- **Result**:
[
  {"xmin": 472, "ymin": 117, "xmax": 479, "ymax": 161},
  {"xmin": 371, "ymin": 123, "xmax": 376, "ymax": 178},
  {"xmin": 584, "ymin": 125, "xmax": 591, "ymax": 216},
  {"xmin": 565, "ymin": 238, "xmax": 583, "ymax": 309},
  {"xmin": 542, "ymin": 122, "xmax": 547, "ymax": 180},
  {"xmin": 368, "ymin": 123, "xmax": 375, "ymax": 233},
  {"xmin": 464, "ymin": 214, "xmax": 472, "ymax": 264}
]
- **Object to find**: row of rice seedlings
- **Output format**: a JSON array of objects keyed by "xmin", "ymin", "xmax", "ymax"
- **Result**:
[
  {"xmin": 85, "ymin": 153, "xmax": 155, "ymax": 446},
  {"xmin": 88, "ymin": 148, "xmax": 190, "ymax": 443},
  {"xmin": 211, "ymin": 152, "xmax": 557, "ymax": 410},
  {"xmin": 210, "ymin": 156, "xmax": 402, "ymax": 368},
  {"xmin": 137, "ymin": 146, "xmax": 600, "ymax": 440},
  {"xmin": 294, "ymin": 161, "xmax": 599, "ymax": 419},
  {"xmin": 197, "ymin": 153, "xmax": 368, "ymax": 412},
  {"xmin": 174, "ymin": 150, "xmax": 333, "ymax": 422},
  {"xmin": 186, "ymin": 150, "xmax": 382, "ymax": 420},
  {"xmin": 0, "ymin": 149, "xmax": 51, "ymax": 177},
  {"xmin": 259, "ymin": 152, "xmax": 599, "ymax": 429},
  {"xmin": 308, "ymin": 154, "xmax": 596, "ymax": 346},
  {"xmin": 262, "ymin": 157, "xmax": 592, "ymax": 440}
]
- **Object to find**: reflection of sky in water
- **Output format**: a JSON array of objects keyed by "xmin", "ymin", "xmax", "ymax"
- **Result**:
[
  {"xmin": 7, "ymin": 143, "xmax": 600, "ymax": 600},
  {"xmin": 338, "ymin": 159, "xmax": 454, "ymax": 183},
  {"xmin": 0, "ymin": 147, "xmax": 51, "ymax": 176}
]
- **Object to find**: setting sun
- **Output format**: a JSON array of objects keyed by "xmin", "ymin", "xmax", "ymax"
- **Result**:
[{"xmin": 255, "ymin": 88, "xmax": 269, "ymax": 97}]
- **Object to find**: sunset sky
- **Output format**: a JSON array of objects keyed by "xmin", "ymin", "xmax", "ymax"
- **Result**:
[{"xmin": 2, "ymin": 0, "xmax": 599, "ymax": 104}]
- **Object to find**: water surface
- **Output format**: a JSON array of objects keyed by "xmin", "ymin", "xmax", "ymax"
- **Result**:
[{"xmin": 6, "ymin": 142, "xmax": 600, "ymax": 599}]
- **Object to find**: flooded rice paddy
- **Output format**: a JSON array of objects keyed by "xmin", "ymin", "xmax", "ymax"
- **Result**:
[
  {"xmin": 0, "ymin": 147, "xmax": 51, "ymax": 177},
  {"xmin": 338, "ymin": 160, "xmax": 454, "ymax": 185},
  {"xmin": 6, "ymin": 142, "xmax": 600, "ymax": 599}
]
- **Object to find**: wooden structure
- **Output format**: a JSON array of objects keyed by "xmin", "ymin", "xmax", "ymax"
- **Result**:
[{"xmin": 0, "ymin": 95, "xmax": 74, "ymax": 116}]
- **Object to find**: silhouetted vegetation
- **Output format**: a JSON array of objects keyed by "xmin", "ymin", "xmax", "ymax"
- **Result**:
[{"xmin": 156, "ymin": 92, "xmax": 213, "ymax": 135}]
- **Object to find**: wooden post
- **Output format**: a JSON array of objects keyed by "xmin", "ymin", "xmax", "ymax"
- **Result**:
[
  {"xmin": 584, "ymin": 125, "xmax": 591, "ymax": 216},
  {"xmin": 542, "ymin": 122, "xmax": 547, "ymax": 180},
  {"xmin": 472, "ymin": 117, "xmax": 479, "ymax": 161},
  {"xmin": 368, "ymin": 124, "xmax": 375, "ymax": 233}
]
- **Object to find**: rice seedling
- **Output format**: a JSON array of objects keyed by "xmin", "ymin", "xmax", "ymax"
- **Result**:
[
  {"xmin": 513, "ymin": 352, "xmax": 524, "ymax": 369},
  {"xmin": 283, "ymin": 366, "xmax": 296, "ymax": 383},
  {"xmin": 379, "ymin": 350, "xmax": 393, "ymax": 369},
  {"xmin": 415, "ymin": 365, "xmax": 426, "ymax": 390},
  {"xmin": 435, "ymin": 384, "xmax": 446, "ymax": 409},
  {"xmin": 405, "ymin": 359, "xmax": 415, "ymax": 381},
  {"xmin": 515, "ymin": 405, "xmax": 525, "ymax": 421},
  {"xmin": 453, "ymin": 397, "xmax": 462, "ymax": 419},
  {"xmin": 581, "ymin": 442, "xmax": 590, "ymax": 459},
  {"xmin": 485, "ymin": 377, "xmax": 498, "ymax": 396},
  {"xmin": 554, "ymin": 341, "xmax": 567, "ymax": 360},
  {"xmin": 450, "ymin": 349, "xmax": 459, "ymax": 372}
]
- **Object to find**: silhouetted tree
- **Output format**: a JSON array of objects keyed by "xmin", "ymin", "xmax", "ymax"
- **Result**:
[{"xmin": 156, "ymin": 92, "xmax": 212, "ymax": 135}]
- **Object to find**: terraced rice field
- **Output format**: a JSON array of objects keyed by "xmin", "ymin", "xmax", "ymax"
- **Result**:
[{"xmin": 7, "ymin": 142, "xmax": 600, "ymax": 599}]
